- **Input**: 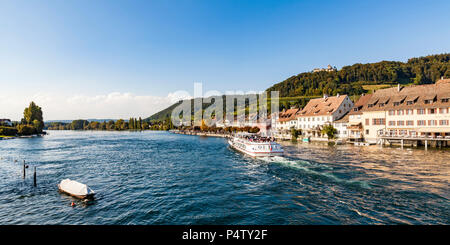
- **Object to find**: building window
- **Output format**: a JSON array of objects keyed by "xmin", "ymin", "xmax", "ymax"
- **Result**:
[
  {"xmin": 372, "ymin": 118, "xmax": 385, "ymax": 125},
  {"xmin": 365, "ymin": 129, "xmax": 369, "ymax": 134},
  {"xmin": 417, "ymin": 120, "xmax": 426, "ymax": 126},
  {"xmin": 417, "ymin": 109, "xmax": 425, "ymax": 115},
  {"xmin": 397, "ymin": 110, "xmax": 404, "ymax": 115},
  {"xmin": 405, "ymin": 109, "xmax": 413, "ymax": 115},
  {"xmin": 389, "ymin": 110, "xmax": 395, "ymax": 116},
  {"xmin": 406, "ymin": 120, "xmax": 414, "ymax": 126},
  {"xmin": 428, "ymin": 108, "xmax": 436, "ymax": 114},
  {"xmin": 439, "ymin": 108, "xmax": 448, "ymax": 114},
  {"xmin": 389, "ymin": 121, "xmax": 395, "ymax": 126},
  {"xmin": 365, "ymin": 119, "xmax": 370, "ymax": 125},
  {"xmin": 397, "ymin": 121, "xmax": 404, "ymax": 126},
  {"xmin": 428, "ymin": 120, "xmax": 437, "ymax": 126},
  {"xmin": 442, "ymin": 98, "xmax": 449, "ymax": 103},
  {"xmin": 439, "ymin": 120, "xmax": 449, "ymax": 126}
]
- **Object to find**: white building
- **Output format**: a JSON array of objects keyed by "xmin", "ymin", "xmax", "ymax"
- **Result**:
[
  {"xmin": 357, "ymin": 79, "xmax": 450, "ymax": 143},
  {"xmin": 333, "ymin": 113, "xmax": 349, "ymax": 139},
  {"xmin": 296, "ymin": 94, "xmax": 353, "ymax": 137},
  {"xmin": 0, "ymin": 119, "xmax": 12, "ymax": 127},
  {"xmin": 272, "ymin": 108, "xmax": 301, "ymax": 139},
  {"xmin": 347, "ymin": 94, "xmax": 373, "ymax": 142}
]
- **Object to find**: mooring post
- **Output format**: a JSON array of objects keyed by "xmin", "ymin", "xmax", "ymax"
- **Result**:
[
  {"xmin": 425, "ymin": 140, "xmax": 428, "ymax": 150},
  {"xmin": 23, "ymin": 160, "xmax": 26, "ymax": 179},
  {"xmin": 33, "ymin": 167, "xmax": 37, "ymax": 187}
]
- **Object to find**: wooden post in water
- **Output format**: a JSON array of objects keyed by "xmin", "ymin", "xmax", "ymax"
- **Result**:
[
  {"xmin": 33, "ymin": 167, "xmax": 37, "ymax": 187},
  {"xmin": 23, "ymin": 160, "xmax": 26, "ymax": 179}
]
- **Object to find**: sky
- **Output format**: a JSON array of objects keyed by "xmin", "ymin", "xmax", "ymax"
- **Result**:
[{"xmin": 1, "ymin": 0, "xmax": 449, "ymax": 120}]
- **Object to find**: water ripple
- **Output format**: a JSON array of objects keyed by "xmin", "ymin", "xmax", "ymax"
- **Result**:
[{"xmin": 0, "ymin": 131, "xmax": 448, "ymax": 224}]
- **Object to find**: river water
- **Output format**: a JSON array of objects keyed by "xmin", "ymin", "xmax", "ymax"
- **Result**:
[{"xmin": 0, "ymin": 131, "xmax": 448, "ymax": 224}]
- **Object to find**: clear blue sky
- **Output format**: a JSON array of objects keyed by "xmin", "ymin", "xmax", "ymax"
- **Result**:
[{"xmin": 1, "ymin": 0, "xmax": 449, "ymax": 119}]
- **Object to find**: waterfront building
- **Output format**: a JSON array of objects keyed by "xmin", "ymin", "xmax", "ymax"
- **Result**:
[
  {"xmin": 0, "ymin": 119, "xmax": 12, "ymax": 127},
  {"xmin": 273, "ymin": 108, "xmax": 301, "ymax": 139},
  {"xmin": 296, "ymin": 94, "xmax": 353, "ymax": 138},
  {"xmin": 347, "ymin": 94, "xmax": 373, "ymax": 142},
  {"xmin": 333, "ymin": 113, "xmax": 349, "ymax": 139},
  {"xmin": 357, "ymin": 79, "xmax": 450, "ymax": 144}
]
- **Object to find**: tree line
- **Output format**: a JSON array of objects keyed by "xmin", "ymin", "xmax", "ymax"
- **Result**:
[
  {"xmin": 267, "ymin": 53, "xmax": 450, "ymax": 97},
  {"xmin": 46, "ymin": 117, "xmax": 154, "ymax": 131}
]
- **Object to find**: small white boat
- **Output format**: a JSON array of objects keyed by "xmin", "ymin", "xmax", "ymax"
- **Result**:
[
  {"xmin": 58, "ymin": 179, "xmax": 95, "ymax": 199},
  {"xmin": 228, "ymin": 134, "xmax": 283, "ymax": 157}
]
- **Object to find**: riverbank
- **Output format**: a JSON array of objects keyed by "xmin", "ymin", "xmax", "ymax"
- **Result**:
[
  {"xmin": 170, "ymin": 130, "xmax": 343, "ymax": 144},
  {"xmin": 170, "ymin": 129, "xmax": 230, "ymax": 138},
  {"xmin": 0, "ymin": 133, "xmax": 46, "ymax": 140},
  {"xmin": 0, "ymin": 136, "xmax": 16, "ymax": 140}
]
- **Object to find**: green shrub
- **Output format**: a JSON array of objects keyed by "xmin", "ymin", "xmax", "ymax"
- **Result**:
[
  {"xmin": 17, "ymin": 125, "xmax": 37, "ymax": 136},
  {"xmin": 0, "ymin": 126, "xmax": 18, "ymax": 136}
]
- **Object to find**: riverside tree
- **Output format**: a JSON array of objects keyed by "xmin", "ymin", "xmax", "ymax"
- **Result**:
[
  {"xmin": 321, "ymin": 124, "xmax": 337, "ymax": 139},
  {"xmin": 23, "ymin": 102, "xmax": 44, "ymax": 133}
]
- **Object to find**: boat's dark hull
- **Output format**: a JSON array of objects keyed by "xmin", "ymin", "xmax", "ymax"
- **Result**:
[{"xmin": 58, "ymin": 185, "xmax": 95, "ymax": 200}]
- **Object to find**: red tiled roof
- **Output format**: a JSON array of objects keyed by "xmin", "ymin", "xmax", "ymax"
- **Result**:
[
  {"xmin": 296, "ymin": 95, "xmax": 348, "ymax": 117},
  {"xmin": 278, "ymin": 108, "xmax": 300, "ymax": 122},
  {"xmin": 361, "ymin": 80, "xmax": 450, "ymax": 112},
  {"xmin": 348, "ymin": 94, "xmax": 373, "ymax": 115}
]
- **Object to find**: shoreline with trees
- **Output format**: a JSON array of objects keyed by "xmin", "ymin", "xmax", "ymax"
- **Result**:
[{"xmin": 0, "ymin": 102, "xmax": 45, "ymax": 139}]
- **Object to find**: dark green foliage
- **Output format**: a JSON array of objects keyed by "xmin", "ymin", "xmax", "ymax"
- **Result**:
[
  {"xmin": 17, "ymin": 125, "xmax": 37, "ymax": 136},
  {"xmin": 46, "ymin": 117, "xmax": 154, "ymax": 131},
  {"xmin": 0, "ymin": 126, "xmax": 18, "ymax": 136},
  {"xmin": 321, "ymin": 124, "xmax": 337, "ymax": 139},
  {"xmin": 70, "ymin": 120, "xmax": 89, "ymax": 130},
  {"xmin": 23, "ymin": 101, "xmax": 44, "ymax": 133},
  {"xmin": 291, "ymin": 128, "xmax": 301, "ymax": 139},
  {"xmin": 267, "ymin": 54, "xmax": 449, "ymax": 97}
]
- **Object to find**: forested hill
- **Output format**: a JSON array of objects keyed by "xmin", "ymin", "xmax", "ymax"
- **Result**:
[
  {"xmin": 266, "ymin": 53, "xmax": 450, "ymax": 97},
  {"xmin": 146, "ymin": 53, "xmax": 449, "ymax": 122},
  {"xmin": 145, "ymin": 100, "xmax": 183, "ymax": 122}
]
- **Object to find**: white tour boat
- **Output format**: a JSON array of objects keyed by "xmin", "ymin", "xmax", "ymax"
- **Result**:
[{"xmin": 228, "ymin": 134, "xmax": 284, "ymax": 157}]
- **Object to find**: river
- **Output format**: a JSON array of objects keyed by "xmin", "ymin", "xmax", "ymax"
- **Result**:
[{"xmin": 0, "ymin": 130, "xmax": 448, "ymax": 224}]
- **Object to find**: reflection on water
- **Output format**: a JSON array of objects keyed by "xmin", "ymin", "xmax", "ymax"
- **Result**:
[
  {"xmin": 282, "ymin": 141, "xmax": 449, "ymax": 197},
  {"xmin": 0, "ymin": 131, "xmax": 448, "ymax": 225}
]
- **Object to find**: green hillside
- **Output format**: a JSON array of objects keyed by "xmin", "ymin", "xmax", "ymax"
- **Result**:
[
  {"xmin": 145, "ymin": 100, "xmax": 184, "ymax": 122},
  {"xmin": 146, "ymin": 53, "xmax": 450, "ymax": 123},
  {"xmin": 266, "ymin": 53, "xmax": 449, "ymax": 97}
]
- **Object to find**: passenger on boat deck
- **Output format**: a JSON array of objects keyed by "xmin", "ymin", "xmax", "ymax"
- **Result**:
[{"xmin": 242, "ymin": 135, "xmax": 272, "ymax": 143}]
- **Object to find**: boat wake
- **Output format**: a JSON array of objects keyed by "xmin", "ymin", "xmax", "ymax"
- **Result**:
[{"xmin": 259, "ymin": 156, "xmax": 371, "ymax": 189}]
